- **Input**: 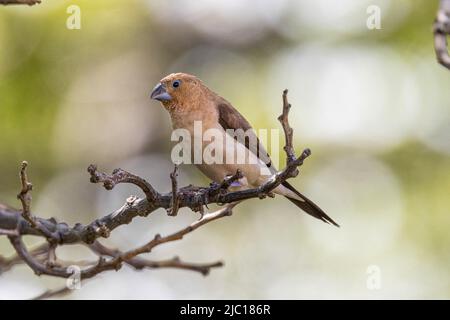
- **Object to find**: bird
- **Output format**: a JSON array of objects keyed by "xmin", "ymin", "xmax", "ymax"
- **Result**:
[{"xmin": 150, "ymin": 72, "xmax": 339, "ymax": 227}]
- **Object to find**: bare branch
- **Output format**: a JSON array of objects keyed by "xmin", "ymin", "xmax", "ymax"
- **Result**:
[
  {"xmin": 0, "ymin": 89, "xmax": 315, "ymax": 298},
  {"xmin": 45, "ymin": 242, "xmax": 58, "ymax": 268},
  {"xmin": 434, "ymin": 0, "xmax": 450, "ymax": 69},
  {"xmin": 167, "ymin": 165, "xmax": 180, "ymax": 216},
  {"xmin": 208, "ymin": 169, "xmax": 244, "ymax": 198},
  {"xmin": 88, "ymin": 165, "xmax": 159, "ymax": 202},
  {"xmin": 119, "ymin": 204, "xmax": 236, "ymax": 263},
  {"xmin": 0, "ymin": 0, "xmax": 41, "ymax": 5},
  {"xmin": 7, "ymin": 205, "xmax": 234, "ymax": 280},
  {"xmin": 16, "ymin": 161, "xmax": 58, "ymax": 241},
  {"xmin": 278, "ymin": 89, "xmax": 295, "ymax": 163},
  {"xmin": 130, "ymin": 257, "xmax": 223, "ymax": 276},
  {"xmin": 90, "ymin": 241, "xmax": 223, "ymax": 276},
  {"xmin": 8, "ymin": 235, "xmax": 121, "ymax": 279},
  {"xmin": 17, "ymin": 161, "xmax": 33, "ymax": 225}
]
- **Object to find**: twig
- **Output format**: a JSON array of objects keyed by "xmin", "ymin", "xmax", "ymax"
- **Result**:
[
  {"xmin": 46, "ymin": 242, "xmax": 58, "ymax": 268},
  {"xmin": 434, "ymin": 0, "xmax": 450, "ymax": 69},
  {"xmin": 88, "ymin": 165, "xmax": 159, "ymax": 202},
  {"xmin": 90, "ymin": 241, "xmax": 223, "ymax": 276},
  {"xmin": 116, "ymin": 204, "xmax": 236, "ymax": 264},
  {"xmin": 167, "ymin": 165, "xmax": 180, "ymax": 216},
  {"xmin": 16, "ymin": 161, "xmax": 57, "ymax": 241},
  {"xmin": 278, "ymin": 89, "xmax": 295, "ymax": 163},
  {"xmin": 17, "ymin": 161, "xmax": 34, "ymax": 226},
  {"xmin": 130, "ymin": 257, "xmax": 223, "ymax": 276},
  {"xmin": 0, "ymin": 0, "xmax": 41, "ymax": 5},
  {"xmin": 208, "ymin": 169, "xmax": 244, "ymax": 198}
]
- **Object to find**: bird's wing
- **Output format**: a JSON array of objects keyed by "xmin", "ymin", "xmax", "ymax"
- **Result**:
[
  {"xmin": 216, "ymin": 98, "xmax": 338, "ymax": 226},
  {"xmin": 216, "ymin": 99, "xmax": 274, "ymax": 171}
]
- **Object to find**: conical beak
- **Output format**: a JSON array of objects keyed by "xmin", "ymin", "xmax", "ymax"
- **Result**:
[{"xmin": 150, "ymin": 83, "xmax": 172, "ymax": 101}]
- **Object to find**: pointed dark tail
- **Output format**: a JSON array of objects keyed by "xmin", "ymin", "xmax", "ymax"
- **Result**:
[{"xmin": 282, "ymin": 181, "xmax": 339, "ymax": 227}]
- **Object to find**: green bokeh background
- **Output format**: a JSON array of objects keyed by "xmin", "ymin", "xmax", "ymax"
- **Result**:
[{"xmin": 0, "ymin": 0, "xmax": 449, "ymax": 299}]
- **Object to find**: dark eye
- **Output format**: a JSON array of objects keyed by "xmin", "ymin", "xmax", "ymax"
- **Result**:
[{"xmin": 172, "ymin": 80, "xmax": 181, "ymax": 88}]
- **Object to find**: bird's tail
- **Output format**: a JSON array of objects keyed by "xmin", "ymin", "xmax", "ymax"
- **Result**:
[{"xmin": 280, "ymin": 181, "xmax": 339, "ymax": 227}]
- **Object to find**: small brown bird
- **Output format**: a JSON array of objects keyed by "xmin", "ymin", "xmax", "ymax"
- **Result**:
[{"xmin": 151, "ymin": 73, "xmax": 338, "ymax": 226}]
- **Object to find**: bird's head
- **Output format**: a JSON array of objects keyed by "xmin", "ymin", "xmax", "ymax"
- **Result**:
[{"xmin": 150, "ymin": 73, "xmax": 203, "ymax": 109}]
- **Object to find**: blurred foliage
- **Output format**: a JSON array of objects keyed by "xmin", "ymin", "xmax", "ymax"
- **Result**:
[{"xmin": 0, "ymin": 0, "xmax": 449, "ymax": 298}]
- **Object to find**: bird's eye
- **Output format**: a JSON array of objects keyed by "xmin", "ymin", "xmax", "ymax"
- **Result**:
[{"xmin": 173, "ymin": 80, "xmax": 181, "ymax": 88}]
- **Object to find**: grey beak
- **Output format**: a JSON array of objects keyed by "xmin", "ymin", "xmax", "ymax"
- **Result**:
[{"xmin": 150, "ymin": 83, "xmax": 172, "ymax": 101}]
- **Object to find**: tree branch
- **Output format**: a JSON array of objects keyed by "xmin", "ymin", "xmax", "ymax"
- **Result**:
[
  {"xmin": 434, "ymin": 0, "xmax": 450, "ymax": 69},
  {"xmin": 0, "ymin": 0, "xmax": 41, "ymax": 5},
  {"xmin": 90, "ymin": 240, "xmax": 223, "ymax": 276},
  {"xmin": 279, "ymin": 89, "xmax": 295, "ymax": 163},
  {"xmin": 0, "ymin": 89, "xmax": 313, "ymax": 299},
  {"xmin": 167, "ymin": 165, "xmax": 180, "ymax": 216},
  {"xmin": 4, "ymin": 206, "xmax": 231, "ymax": 293},
  {"xmin": 17, "ymin": 161, "xmax": 57, "ymax": 241},
  {"xmin": 87, "ymin": 165, "xmax": 159, "ymax": 202}
]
